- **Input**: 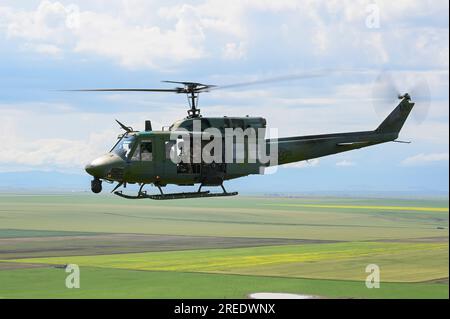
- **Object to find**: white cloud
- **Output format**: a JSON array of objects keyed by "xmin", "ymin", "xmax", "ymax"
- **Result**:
[
  {"xmin": 5, "ymin": 1, "xmax": 78, "ymax": 43},
  {"xmin": 401, "ymin": 152, "xmax": 449, "ymax": 166},
  {"xmin": 336, "ymin": 160, "xmax": 356, "ymax": 167},
  {"xmin": 222, "ymin": 41, "xmax": 247, "ymax": 60},
  {"xmin": 1, "ymin": 1, "xmax": 209, "ymax": 68},
  {"xmin": 24, "ymin": 43, "xmax": 63, "ymax": 56},
  {"xmin": 1, "ymin": 0, "xmax": 448, "ymax": 70},
  {"xmin": 0, "ymin": 103, "xmax": 133, "ymax": 171},
  {"xmin": 73, "ymin": 7, "xmax": 206, "ymax": 69},
  {"xmin": 0, "ymin": 0, "xmax": 447, "ymax": 174}
]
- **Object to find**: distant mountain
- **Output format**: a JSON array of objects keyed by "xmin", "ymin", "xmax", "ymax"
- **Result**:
[
  {"xmin": 0, "ymin": 171, "xmax": 89, "ymax": 191},
  {"xmin": 0, "ymin": 163, "xmax": 448, "ymax": 197}
]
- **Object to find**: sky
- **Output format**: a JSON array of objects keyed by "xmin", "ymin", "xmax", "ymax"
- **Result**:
[{"xmin": 0, "ymin": 0, "xmax": 448, "ymax": 194}]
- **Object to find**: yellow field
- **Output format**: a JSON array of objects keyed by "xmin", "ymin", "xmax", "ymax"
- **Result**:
[
  {"xmin": 7, "ymin": 241, "xmax": 448, "ymax": 282},
  {"xmin": 264, "ymin": 204, "xmax": 449, "ymax": 212}
]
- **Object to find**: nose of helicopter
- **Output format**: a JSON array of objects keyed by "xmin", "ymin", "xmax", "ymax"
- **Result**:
[{"xmin": 85, "ymin": 153, "xmax": 124, "ymax": 178}]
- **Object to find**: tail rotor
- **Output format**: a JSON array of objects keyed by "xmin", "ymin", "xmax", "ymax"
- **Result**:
[{"xmin": 372, "ymin": 71, "xmax": 431, "ymax": 124}]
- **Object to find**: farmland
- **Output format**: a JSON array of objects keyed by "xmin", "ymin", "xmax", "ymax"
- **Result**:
[{"xmin": 0, "ymin": 194, "xmax": 448, "ymax": 298}]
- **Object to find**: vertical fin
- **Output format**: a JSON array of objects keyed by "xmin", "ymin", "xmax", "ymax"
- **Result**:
[{"xmin": 375, "ymin": 97, "xmax": 414, "ymax": 135}]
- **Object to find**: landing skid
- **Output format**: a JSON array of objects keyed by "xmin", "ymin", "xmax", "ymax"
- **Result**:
[{"xmin": 113, "ymin": 183, "xmax": 238, "ymax": 200}]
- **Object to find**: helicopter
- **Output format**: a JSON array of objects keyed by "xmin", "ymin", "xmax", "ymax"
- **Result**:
[{"xmin": 79, "ymin": 79, "xmax": 416, "ymax": 200}]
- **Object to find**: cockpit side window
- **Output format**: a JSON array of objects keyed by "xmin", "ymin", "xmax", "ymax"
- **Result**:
[
  {"xmin": 111, "ymin": 135, "xmax": 136, "ymax": 159},
  {"xmin": 131, "ymin": 143, "xmax": 140, "ymax": 161}
]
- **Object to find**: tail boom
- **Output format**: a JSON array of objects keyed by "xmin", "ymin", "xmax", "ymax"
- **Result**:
[{"xmin": 267, "ymin": 97, "xmax": 414, "ymax": 166}]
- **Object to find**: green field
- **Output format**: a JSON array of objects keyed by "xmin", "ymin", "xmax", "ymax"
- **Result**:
[
  {"xmin": 0, "ymin": 267, "xmax": 447, "ymax": 299},
  {"xmin": 0, "ymin": 194, "xmax": 448, "ymax": 298}
]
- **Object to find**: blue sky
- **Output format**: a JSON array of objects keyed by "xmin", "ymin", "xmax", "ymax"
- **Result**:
[{"xmin": 0, "ymin": 0, "xmax": 448, "ymax": 194}]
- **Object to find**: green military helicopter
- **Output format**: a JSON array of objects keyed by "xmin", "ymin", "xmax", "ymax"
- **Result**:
[{"xmin": 80, "ymin": 79, "xmax": 417, "ymax": 200}]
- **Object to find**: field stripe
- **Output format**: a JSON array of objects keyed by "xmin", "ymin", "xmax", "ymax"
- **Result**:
[
  {"xmin": 264, "ymin": 204, "xmax": 449, "ymax": 212},
  {"xmin": 6, "ymin": 242, "xmax": 448, "ymax": 282}
]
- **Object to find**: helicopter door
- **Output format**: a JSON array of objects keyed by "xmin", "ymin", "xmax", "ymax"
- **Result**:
[
  {"xmin": 130, "ymin": 139, "xmax": 154, "ymax": 181},
  {"xmin": 172, "ymin": 136, "xmax": 201, "ymax": 175},
  {"xmin": 140, "ymin": 140, "xmax": 153, "ymax": 161},
  {"xmin": 174, "ymin": 137, "xmax": 191, "ymax": 174}
]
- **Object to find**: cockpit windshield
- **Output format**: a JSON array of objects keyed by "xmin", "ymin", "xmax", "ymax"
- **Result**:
[{"xmin": 111, "ymin": 134, "xmax": 136, "ymax": 158}]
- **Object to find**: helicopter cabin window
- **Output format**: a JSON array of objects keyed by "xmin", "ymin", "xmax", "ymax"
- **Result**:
[
  {"xmin": 140, "ymin": 140, "xmax": 153, "ymax": 161},
  {"xmin": 131, "ymin": 140, "xmax": 153, "ymax": 161}
]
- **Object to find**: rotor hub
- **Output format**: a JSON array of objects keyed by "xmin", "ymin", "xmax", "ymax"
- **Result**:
[
  {"xmin": 398, "ymin": 93, "xmax": 411, "ymax": 101},
  {"xmin": 164, "ymin": 81, "xmax": 214, "ymax": 118}
]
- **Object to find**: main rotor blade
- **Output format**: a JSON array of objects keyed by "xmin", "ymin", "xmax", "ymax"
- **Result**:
[
  {"xmin": 199, "ymin": 69, "xmax": 334, "ymax": 92},
  {"xmin": 63, "ymin": 69, "xmax": 363, "ymax": 95},
  {"xmin": 162, "ymin": 81, "xmax": 217, "ymax": 92},
  {"xmin": 65, "ymin": 88, "xmax": 180, "ymax": 92},
  {"xmin": 162, "ymin": 80, "xmax": 214, "ymax": 87}
]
